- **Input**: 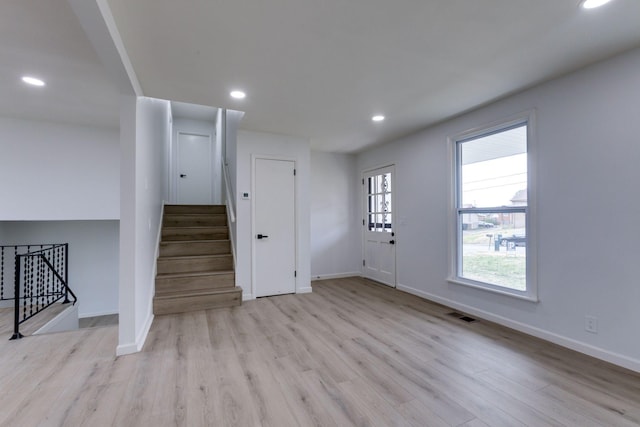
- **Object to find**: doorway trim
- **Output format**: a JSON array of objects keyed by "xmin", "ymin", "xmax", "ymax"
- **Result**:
[
  {"xmin": 250, "ymin": 154, "xmax": 298, "ymax": 299},
  {"xmin": 361, "ymin": 163, "xmax": 397, "ymax": 287}
]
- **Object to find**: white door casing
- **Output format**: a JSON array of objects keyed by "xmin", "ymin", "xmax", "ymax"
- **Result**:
[
  {"xmin": 363, "ymin": 165, "xmax": 396, "ymax": 287},
  {"xmin": 253, "ymin": 157, "xmax": 296, "ymax": 297},
  {"xmin": 177, "ymin": 132, "xmax": 213, "ymax": 204}
]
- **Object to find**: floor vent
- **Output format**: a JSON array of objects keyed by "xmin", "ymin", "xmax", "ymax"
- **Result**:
[{"xmin": 447, "ymin": 312, "xmax": 477, "ymax": 323}]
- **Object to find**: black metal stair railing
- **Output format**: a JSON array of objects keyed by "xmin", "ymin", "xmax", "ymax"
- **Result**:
[{"xmin": 0, "ymin": 244, "xmax": 77, "ymax": 339}]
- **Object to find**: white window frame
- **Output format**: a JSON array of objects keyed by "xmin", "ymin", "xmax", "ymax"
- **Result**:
[{"xmin": 448, "ymin": 110, "xmax": 538, "ymax": 302}]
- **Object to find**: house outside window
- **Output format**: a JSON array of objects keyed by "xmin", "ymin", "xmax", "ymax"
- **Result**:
[{"xmin": 449, "ymin": 112, "xmax": 537, "ymax": 301}]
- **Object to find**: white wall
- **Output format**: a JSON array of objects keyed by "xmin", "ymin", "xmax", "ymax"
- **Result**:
[
  {"xmin": 118, "ymin": 96, "xmax": 171, "ymax": 355},
  {"xmin": 170, "ymin": 117, "xmax": 220, "ymax": 204},
  {"xmin": 236, "ymin": 130, "xmax": 311, "ymax": 299},
  {"xmin": 356, "ymin": 47, "xmax": 640, "ymax": 371},
  {"xmin": 310, "ymin": 151, "xmax": 361, "ymax": 279},
  {"xmin": 224, "ymin": 110, "xmax": 244, "ymax": 263},
  {"xmin": 0, "ymin": 117, "xmax": 119, "ymax": 221},
  {"xmin": 1, "ymin": 221, "xmax": 119, "ymax": 317}
]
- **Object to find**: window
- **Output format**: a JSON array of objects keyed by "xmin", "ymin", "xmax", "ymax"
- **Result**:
[
  {"xmin": 366, "ymin": 170, "xmax": 392, "ymax": 233},
  {"xmin": 450, "ymin": 113, "xmax": 536, "ymax": 300}
]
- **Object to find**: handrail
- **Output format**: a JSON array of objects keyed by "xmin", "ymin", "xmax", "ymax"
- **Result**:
[
  {"xmin": 0, "ymin": 243, "xmax": 76, "ymax": 340},
  {"xmin": 222, "ymin": 161, "xmax": 236, "ymax": 223}
]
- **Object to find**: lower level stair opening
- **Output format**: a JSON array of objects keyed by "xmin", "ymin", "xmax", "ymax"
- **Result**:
[{"xmin": 154, "ymin": 204, "xmax": 241, "ymax": 315}]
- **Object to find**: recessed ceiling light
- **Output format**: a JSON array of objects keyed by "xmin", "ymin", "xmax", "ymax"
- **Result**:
[
  {"xmin": 22, "ymin": 76, "xmax": 45, "ymax": 87},
  {"xmin": 372, "ymin": 115, "xmax": 385, "ymax": 122},
  {"xmin": 581, "ymin": 0, "xmax": 613, "ymax": 9},
  {"xmin": 230, "ymin": 90, "xmax": 246, "ymax": 99}
]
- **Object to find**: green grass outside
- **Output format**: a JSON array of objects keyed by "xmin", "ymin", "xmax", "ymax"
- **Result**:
[{"xmin": 462, "ymin": 252, "xmax": 526, "ymax": 291}]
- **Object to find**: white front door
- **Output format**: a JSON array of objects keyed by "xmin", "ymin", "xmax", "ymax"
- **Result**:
[
  {"xmin": 177, "ymin": 132, "xmax": 212, "ymax": 204},
  {"xmin": 363, "ymin": 165, "xmax": 396, "ymax": 287},
  {"xmin": 254, "ymin": 158, "xmax": 296, "ymax": 297}
]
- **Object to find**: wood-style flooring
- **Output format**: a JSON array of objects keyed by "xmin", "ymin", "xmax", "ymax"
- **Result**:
[
  {"xmin": 1, "ymin": 277, "xmax": 639, "ymax": 426},
  {"xmin": 79, "ymin": 314, "xmax": 119, "ymax": 329}
]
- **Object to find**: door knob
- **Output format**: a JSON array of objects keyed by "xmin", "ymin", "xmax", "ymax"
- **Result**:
[
  {"xmin": 180, "ymin": 174, "xmax": 187, "ymax": 178},
  {"xmin": 389, "ymin": 240, "xmax": 395, "ymax": 245},
  {"xmin": 257, "ymin": 234, "xmax": 269, "ymax": 239}
]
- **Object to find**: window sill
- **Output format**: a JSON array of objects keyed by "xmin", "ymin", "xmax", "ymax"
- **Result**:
[{"xmin": 447, "ymin": 277, "xmax": 539, "ymax": 302}]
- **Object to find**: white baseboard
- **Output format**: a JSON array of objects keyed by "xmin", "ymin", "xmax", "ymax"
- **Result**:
[
  {"xmin": 116, "ymin": 311, "xmax": 154, "ymax": 356},
  {"xmin": 311, "ymin": 272, "xmax": 361, "ymax": 281},
  {"xmin": 243, "ymin": 287, "xmax": 312, "ymax": 300},
  {"xmin": 116, "ymin": 342, "xmax": 138, "ymax": 356},
  {"xmin": 397, "ymin": 283, "xmax": 640, "ymax": 373}
]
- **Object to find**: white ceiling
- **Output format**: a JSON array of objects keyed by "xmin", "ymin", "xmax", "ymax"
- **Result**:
[
  {"xmin": 0, "ymin": 0, "xmax": 120, "ymax": 128},
  {"xmin": 2, "ymin": 1, "xmax": 640, "ymax": 152},
  {"xmin": 104, "ymin": 0, "xmax": 640, "ymax": 152}
]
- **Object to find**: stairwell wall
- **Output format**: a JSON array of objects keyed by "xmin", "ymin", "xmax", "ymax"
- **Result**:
[
  {"xmin": 0, "ymin": 116, "xmax": 120, "ymax": 315},
  {"xmin": 0, "ymin": 117, "xmax": 119, "ymax": 221},
  {"xmin": 2, "ymin": 220, "xmax": 119, "ymax": 317},
  {"xmin": 223, "ymin": 110, "xmax": 244, "ymax": 269},
  {"xmin": 118, "ymin": 96, "xmax": 171, "ymax": 355}
]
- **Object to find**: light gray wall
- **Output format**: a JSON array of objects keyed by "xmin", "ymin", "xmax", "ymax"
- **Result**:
[
  {"xmin": 118, "ymin": 96, "xmax": 171, "ymax": 355},
  {"xmin": 310, "ymin": 151, "xmax": 361, "ymax": 279},
  {"xmin": 0, "ymin": 117, "xmax": 119, "ymax": 221},
  {"xmin": 236, "ymin": 130, "xmax": 311, "ymax": 299},
  {"xmin": 356, "ymin": 47, "xmax": 640, "ymax": 371},
  {"xmin": 225, "ymin": 110, "xmax": 244, "ymax": 273},
  {"xmin": 1, "ymin": 221, "xmax": 119, "ymax": 317}
]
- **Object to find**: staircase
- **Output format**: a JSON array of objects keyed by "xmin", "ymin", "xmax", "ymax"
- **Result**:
[{"xmin": 153, "ymin": 205, "xmax": 242, "ymax": 315}]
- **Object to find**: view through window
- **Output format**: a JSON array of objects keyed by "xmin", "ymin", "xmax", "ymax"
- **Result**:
[{"xmin": 456, "ymin": 123, "xmax": 528, "ymax": 291}]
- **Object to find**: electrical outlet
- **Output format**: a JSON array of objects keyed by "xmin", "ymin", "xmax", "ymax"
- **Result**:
[{"xmin": 585, "ymin": 315, "xmax": 598, "ymax": 334}]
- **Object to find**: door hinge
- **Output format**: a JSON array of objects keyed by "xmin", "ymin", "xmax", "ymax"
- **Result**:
[
  {"xmin": 362, "ymin": 219, "xmax": 365, "ymax": 226},
  {"xmin": 294, "ymin": 270, "xmax": 297, "ymax": 277},
  {"xmin": 362, "ymin": 178, "xmax": 365, "ymax": 185},
  {"xmin": 293, "ymin": 169, "xmax": 296, "ymax": 176},
  {"xmin": 363, "ymin": 259, "xmax": 365, "ymax": 266}
]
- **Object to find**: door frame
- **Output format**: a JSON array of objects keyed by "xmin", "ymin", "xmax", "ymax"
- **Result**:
[
  {"xmin": 251, "ymin": 154, "xmax": 298, "ymax": 299},
  {"xmin": 362, "ymin": 163, "xmax": 397, "ymax": 287},
  {"xmin": 172, "ymin": 131, "xmax": 215, "ymax": 204}
]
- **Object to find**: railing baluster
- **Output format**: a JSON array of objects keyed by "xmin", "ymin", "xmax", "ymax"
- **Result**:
[
  {"xmin": 47, "ymin": 252, "xmax": 52, "ymax": 306},
  {"xmin": 11, "ymin": 255, "xmax": 23, "ymax": 340},
  {"xmin": 1, "ymin": 247, "xmax": 4, "ymax": 300},
  {"xmin": 4, "ymin": 244, "xmax": 76, "ymax": 339},
  {"xmin": 63, "ymin": 244, "xmax": 69, "ymax": 303}
]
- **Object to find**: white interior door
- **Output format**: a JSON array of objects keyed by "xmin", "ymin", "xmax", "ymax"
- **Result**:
[
  {"xmin": 363, "ymin": 165, "xmax": 396, "ymax": 287},
  {"xmin": 254, "ymin": 158, "xmax": 296, "ymax": 297},
  {"xmin": 177, "ymin": 133, "xmax": 212, "ymax": 204}
]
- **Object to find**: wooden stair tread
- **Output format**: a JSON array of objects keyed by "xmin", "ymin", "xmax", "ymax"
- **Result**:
[
  {"xmin": 155, "ymin": 287, "xmax": 241, "ymax": 299},
  {"xmin": 156, "ymin": 270, "xmax": 234, "ymax": 279},
  {"xmin": 162, "ymin": 227, "xmax": 228, "ymax": 234},
  {"xmin": 155, "ymin": 204, "xmax": 240, "ymax": 314},
  {"xmin": 161, "ymin": 239, "xmax": 230, "ymax": 243},
  {"xmin": 160, "ymin": 239, "xmax": 230, "ymax": 245},
  {"xmin": 158, "ymin": 254, "xmax": 231, "ymax": 261}
]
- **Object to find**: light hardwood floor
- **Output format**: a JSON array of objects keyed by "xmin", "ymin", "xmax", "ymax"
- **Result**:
[{"xmin": 1, "ymin": 277, "xmax": 639, "ymax": 426}]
